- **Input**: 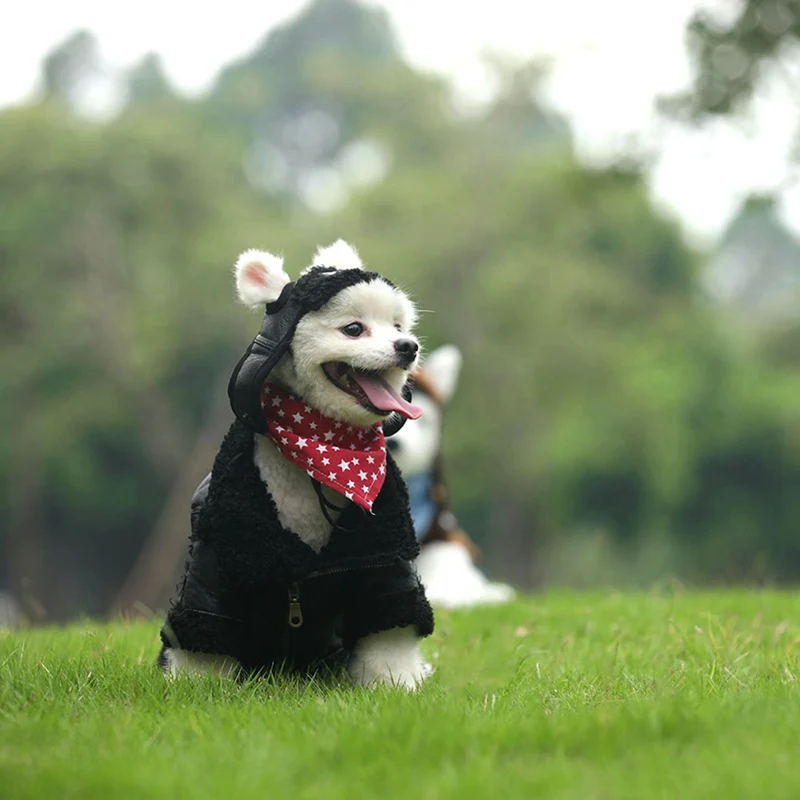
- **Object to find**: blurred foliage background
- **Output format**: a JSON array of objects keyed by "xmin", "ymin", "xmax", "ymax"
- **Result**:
[{"xmin": 3, "ymin": 0, "xmax": 800, "ymax": 624}]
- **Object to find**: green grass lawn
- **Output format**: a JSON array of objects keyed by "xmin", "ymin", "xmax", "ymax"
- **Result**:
[{"xmin": 2, "ymin": 590, "xmax": 800, "ymax": 799}]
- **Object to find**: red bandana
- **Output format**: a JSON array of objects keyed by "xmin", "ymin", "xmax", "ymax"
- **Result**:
[{"xmin": 260, "ymin": 382, "xmax": 387, "ymax": 511}]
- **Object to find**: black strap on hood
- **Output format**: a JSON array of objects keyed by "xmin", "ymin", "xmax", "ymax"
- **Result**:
[
  {"xmin": 227, "ymin": 266, "xmax": 412, "ymax": 437},
  {"xmin": 227, "ymin": 281, "xmax": 299, "ymax": 433}
]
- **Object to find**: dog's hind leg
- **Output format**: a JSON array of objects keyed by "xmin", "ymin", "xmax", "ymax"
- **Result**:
[
  {"xmin": 159, "ymin": 645, "xmax": 241, "ymax": 679},
  {"xmin": 348, "ymin": 626, "xmax": 430, "ymax": 691}
]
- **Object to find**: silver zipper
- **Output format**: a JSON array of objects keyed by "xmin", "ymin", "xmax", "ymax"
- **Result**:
[
  {"xmin": 287, "ymin": 582, "xmax": 304, "ymax": 628},
  {"xmin": 286, "ymin": 562, "xmax": 397, "ymax": 628}
]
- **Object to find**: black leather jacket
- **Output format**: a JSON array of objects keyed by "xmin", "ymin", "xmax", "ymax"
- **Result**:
[{"xmin": 159, "ymin": 420, "xmax": 434, "ymax": 676}]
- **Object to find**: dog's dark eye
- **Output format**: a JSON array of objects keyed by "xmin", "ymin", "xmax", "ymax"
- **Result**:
[
  {"xmin": 342, "ymin": 322, "xmax": 364, "ymax": 338},
  {"xmin": 394, "ymin": 323, "xmax": 402, "ymax": 332}
]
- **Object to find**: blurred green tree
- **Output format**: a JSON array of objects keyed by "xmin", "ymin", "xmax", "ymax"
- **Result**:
[
  {"xmin": 6, "ymin": 0, "xmax": 800, "ymax": 622},
  {"xmin": 319, "ymin": 139, "xmax": 707, "ymax": 584},
  {"xmin": 668, "ymin": 0, "xmax": 800, "ymax": 119},
  {"xmin": 41, "ymin": 29, "xmax": 103, "ymax": 108},
  {"xmin": 126, "ymin": 53, "xmax": 178, "ymax": 111},
  {"xmin": 204, "ymin": 0, "xmax": 454, "ymax": 206},
  {"xmin": 0, "ymin": 97, "xmax": 288, "ymax": 618},
  {"xmin": 706, "ymin": 194, "xmax": 800, "ymax": 319}
]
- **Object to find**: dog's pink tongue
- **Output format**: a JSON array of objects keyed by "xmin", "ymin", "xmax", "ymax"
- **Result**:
[{"xmin": 351, "ymin": 373, "xmax": 423, "ymax": 419}]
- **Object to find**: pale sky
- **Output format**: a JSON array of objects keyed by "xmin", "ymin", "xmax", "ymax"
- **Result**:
[{"xmin": 3, "ymin": 0, "xmax": 798, "ymax": 247}]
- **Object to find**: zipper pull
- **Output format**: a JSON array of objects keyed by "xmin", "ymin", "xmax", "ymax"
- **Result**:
[{"xmin": 287, "ymin": 582, "xmax": 304, "ymax": 628}]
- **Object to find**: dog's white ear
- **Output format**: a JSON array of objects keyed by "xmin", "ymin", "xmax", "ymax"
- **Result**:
[
  {"xmin": 421, "ymin": 345, "xmax": 462, "ymax": 403},
  {"xmin": 234, "ymin": 249, "xmax": 291, "ymax": 308},
  {"xmin": 310, "ymin": 239, "xmax": 363, "ymax": 271}
]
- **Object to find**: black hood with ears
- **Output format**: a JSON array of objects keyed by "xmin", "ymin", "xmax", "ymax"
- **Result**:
[{"xmin": 227, "ymin": 265, "xmax": 411, "ymax": 437}]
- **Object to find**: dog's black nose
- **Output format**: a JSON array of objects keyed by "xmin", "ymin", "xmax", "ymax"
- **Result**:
[{"xmin": 394, "ymin": 338, "xmax": 419, "ymax": 366}]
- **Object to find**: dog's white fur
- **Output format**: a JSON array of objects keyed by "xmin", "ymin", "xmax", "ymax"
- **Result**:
[
  {"xmin": 348, "ymin": 626, "xmax": 430, "ymax": 691},
  {"xmin": 166, "ymin": 240, "xmax": 429, "ymax": 691},
  {"xmin": 163, "ymin": 648, "xmax": 242, "ymax": 679},
  {"xmin": 390, "ymin": 345, "xmax": 516, "ymax": 609},
  {"xmin": 253, "ymin": 434, "xmax": 342, "ymax": 553}
]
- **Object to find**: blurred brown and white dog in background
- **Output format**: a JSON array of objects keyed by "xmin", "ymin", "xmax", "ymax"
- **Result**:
[{"xmin": 387, "ymin": 345, "xmax": 515, "ymax": 609}]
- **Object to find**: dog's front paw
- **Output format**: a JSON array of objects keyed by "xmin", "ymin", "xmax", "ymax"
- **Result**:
[
  {"xmin": 160, "ymin": 647, "xmax": 242, "ymax": 680},
  {"xmin": 349, "ymin": 627, "xmax": 430, "ymax": 692}
]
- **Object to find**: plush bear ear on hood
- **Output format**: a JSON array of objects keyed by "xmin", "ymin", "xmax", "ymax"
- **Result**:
[
  {"xmin": 305, "ymin": 239, "xmax": 363, "ymax": 273},
  {"xmin": 234, "ymin": 249, "xmax": 292, "ymax": 308}
]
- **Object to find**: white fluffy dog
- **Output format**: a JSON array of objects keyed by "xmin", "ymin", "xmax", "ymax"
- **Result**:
[
  {"xmin": 159, "ymin": 240, "xmax": 435, "ymax": 690},
  {"xmin": 388, "ymin": 345, "xmax": 516, "ymax": 609}
]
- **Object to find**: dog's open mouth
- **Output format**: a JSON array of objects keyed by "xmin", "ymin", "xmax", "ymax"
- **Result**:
[{"xmin": 322, "ymin": 363, "xmax": 423, "ymax": 420}]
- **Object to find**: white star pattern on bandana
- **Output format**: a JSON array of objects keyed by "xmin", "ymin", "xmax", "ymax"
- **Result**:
[{"xmin": 260, "ymin": 382, "xmax": 387, "ymax": 511}]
